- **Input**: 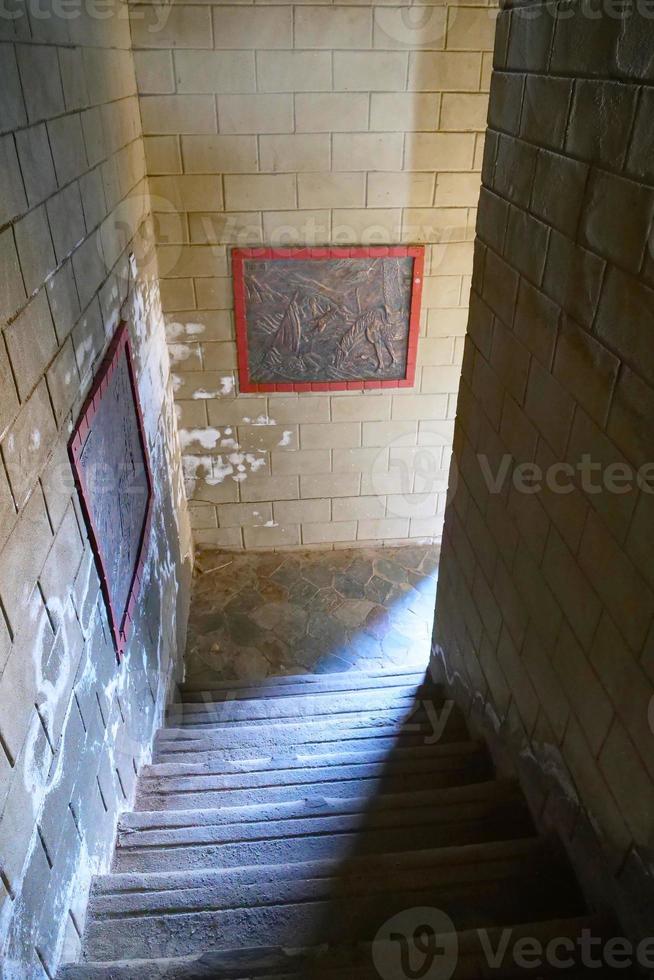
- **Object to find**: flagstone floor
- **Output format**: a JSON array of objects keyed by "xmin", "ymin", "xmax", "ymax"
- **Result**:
[{"xmin": 185, "ymin": 545, "xmax": 439, "ymax": 687}]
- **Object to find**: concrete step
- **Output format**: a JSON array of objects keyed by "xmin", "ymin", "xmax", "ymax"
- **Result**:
[
  {"xmin": 120, "ymin": 778, "xmax": 523, "ymax": 832},
  {"xmin": 179, "ymin": 667, "xmax": 428, "ymax": 702},
  {"xmin": 114, "ymin": 784, "xmax": 532, "ymax": 873},
  {"xmin": 148, "ymin": 734, "xmax": 478, "ymax": 777},
  {"xmin": 155, "ymin": 704, "xmax": 467, "ymax": 755},
  {"xmin": 84, "ymin": 839, "xmax": 584, "ymax": 961},
  {"xmin": 135, "ymin": 743, "xmax": 492, "ymax": 811},
  {"xmin": 59, "ymin": 914, "xmax": 612, "ymax": 979},
  {"xmin": 179, "ymin": 665, "xmax": 427, "ymax": 696},
  {"xmin": 166, "ymin": 683, "xmax": 440, "ymax": 726}
]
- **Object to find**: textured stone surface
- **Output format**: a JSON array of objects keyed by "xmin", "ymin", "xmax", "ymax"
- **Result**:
[
  {"xmin": 0, "ymin": 7, "xmax": 192, "ymax": 976},
  {"xmin": 185, "ymin": 545, "xmax": 438, "ymax": 684},
  {"xmin": 433, "ymin": 0, "xmax": 654, "ymax": 945}
]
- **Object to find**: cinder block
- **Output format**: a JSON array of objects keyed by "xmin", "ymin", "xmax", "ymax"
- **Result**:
[
  {"xmin": 0, "ymin": 43, "xmax": 26, "ymax": 134},
  {"xmin": 47, "ymin": 113, "xmax": 87, "ymax": 185},
  {"xmin": 296, "ymin": 93, "xmax": 369, "ymax": 133},
  {"xmin": 303, "ymin": 521, "xmax": 357, "ymax": 544},
  {"xmin": 257, "ymin": 51, "xmax": 332, "ymax": 92},
  {"xmin": 181, "ymin": 135, "xmax": 258, "ymax": 173},
  {"xmin": 130, "ymin": 5, "xmax": 213, "ymax": 49},
  {"xmin": 334, "ymin": 51, "xmax": 407, "ymax": 92},
  {"xmin": 298, "ymin": 173, "xmax": 365, "ymax": 209},
  {"xmin": 270, "ymin": 450, "xmax": 331, "ymax": 477},
  {"xmin": 553, "ymin": 316, "xmax": 619, "ymax": 426},
  {"xmin": 598, "ymin": 718, "xmax": 654, "ymax": 846},
  {"xmin": 150, "ymin": 174, "xmax": 223, "ymax": 210},
  {"xmin": 298, "ymin": 7, "xmax": 370, "ymax": 48},
  {"xmin": 0, "ymin": 134, "xmax": 27, "ymax": 224},
  {"xmin": 333, "ymin": 447, "xmax": 385, "ymax": 473},
  {"xmin": 332, "ymin": 495, "xmax": 386, "ymax": 521},
  {"xmin": 333, "ymin": 133, "xmax": 403, "ymax": 172},
  {"xmin": 0, "ymin": 486, "xmax": 53, "ymax": 635},
  {"xmin": 332, "ymin": 208, "xmax": 402, "ymax": 244},
  {"xmin": 2, "ymin": 381, "xmax": 57, "ymax": 510},
  {"xmin": 260, "ymin": 135, "xmax": 331, "ymax": 173},
  {"xmin": 217, "ymin": 502, "xmax": 272, "ymax": 528},
  {"xmin": 212, "ymin": 6, "xmax": 292, "ymax": 49},
  {"xmin": 581, "ymin": 169, "xmax": 654, "ymax": 274},
  {"xmin": 331, "ymin": 397, "xmax": 390, "ymax": 423},
  {"xmin": 0, "ymin": 226, "xmax": 27, "ymax": 324},
  {"xmin": 405, "ymin": 132, "xmax": 476, "ymax": 171},
  {"xmin": 265, "ymin": 396, "xmax": 330, "ymax": 423},
  {"xmin": 358, "ymin": 517, "xmax": 409, "ymax": 540},
  {"xmin": 391, "ymin": 394, "xmax": 449, "ymax": 421},
  {"xmin": 240, "ymin": 474, "xmax": 299, "ymax": 503},
  {"xmin": 402, "ymin": 208, "xmax": 469, "ymax": 245},
  {"xmin": 368, "ymin": 173, "xmax": 435, "ymax": 208},
  {"xmin": 194, "ymin": 526, "xmax": 243, "ymax": 549},
  {"xmin": 446, "ymin": 7, "xmax": 497, "ymax": 52},
  {"xmin": 16, "ymin": 44, "xmax": 64, "ymax": 122},
  {"xmin": 427, "ymin": 308, "xmax": 469, "ymax": 337},
  {"xmin": 189, "ymin": 212, "xmax": 263, "ymax": 246},
  {"xmin": 217, "ymin": 94, "xmax": 293, "ymax": 134},
  {"xmin": 141, "ymin": 95, "xmax": 217, "ymax": 135},
  {"xmin": 441, "ymin": 93, "xmax": 489, "ymax": 131},
  {"xmin": 374, "ymin": 5, "xmax": 446, "ymax": 50},
  {"xmin": 580, "ymin": 510, "xmax": 654, "ymax": 654},
  {"xmin": 159, "ymin": 277, "xmax": 196, "ymax": 312},
  {"xmin": 15, "ymin": 123, "xmax": 57, "ymax": 207},
  {"xmin": 243, "ymin": 523, "xmax": 300, "ymax": 549},
  {"xmin": 273, "ymin": 498, "xmax": 330, "ymax": 524},
  {"xmin": 435, "ymin": 173, "xmax": 482, "ymax": 208},
  {"xmin": 408, "ymin": 52, "xmax": 482, "ymax": 92},
  {"xmin": 175, "ymin": 50, "xmax": 256, "ymax": 94},
  {"xmin": 300, "ymin": 422, "xmax": 361, "ymax": 449},
  {"xmin": 144, "ymin": 135, "xmax": 182, "ymax": 174},
  {"xmin": 237, "ymin": 423, "xmax": 298, "ymax": 452},
  {"xmin": 134, "ymin": 51, "xmax": 175, "ymax": 93},
  {"xmin": 370, "ymin": 93, "xmax": 440, "ymax": 132},
  {"xmin": 626, "ymin": 87, "xmax": 654, "ymax": 182},
  {"xmin": 47, "ymin": 337, "xmax": 81, "ymax": 422},
  {"xmin": 530, "ymin": 148, "xmax": 588, "ymax": 239},
  {"xmin": 224, "ymin": 174, "xmax": 296, "ymax": 211},
  {"xmin": 162, "ymin": 496, "xmax": 197, "ymax": 536},
  {"xmin": 207, "ymin": 396, "xmax": 267, "ymax": 425},
  {"xmin": 263, "ymin": 210, "xmax": 330, "ymax": 246},
  {"xmin": 301, "ymin": 473, "xmax": 361, "ymax": 498},
  {"xmin": 361, "ymin": 420, "xmax": 417, "ymax": 448},
  {"xmin": 409, "ymin": 515, "xmax": 442, "ymax": 538}
]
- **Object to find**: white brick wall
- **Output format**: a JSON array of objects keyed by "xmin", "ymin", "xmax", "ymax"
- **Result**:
[
  {"xmin": 132, "ymin": 0, "xmax": 497, "ymax": 549},
  {"xmin": 0, "ymin": 3, "xmax": 191, "ymax": 973}
]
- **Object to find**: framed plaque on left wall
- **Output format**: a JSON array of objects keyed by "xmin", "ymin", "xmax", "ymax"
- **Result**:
[{"xmin": 69, "ymin": 321, "xmax": 153, "ymax": 659}]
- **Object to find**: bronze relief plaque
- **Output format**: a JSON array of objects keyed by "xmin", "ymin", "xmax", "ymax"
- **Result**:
[{"xmin": 233, "ymin": 247, "xmax": 424, "ymax": 392}]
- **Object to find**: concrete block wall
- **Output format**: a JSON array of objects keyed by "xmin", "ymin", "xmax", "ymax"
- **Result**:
[
  {"xmin": 0, "ymin": 3, "xmax": 192, "ymax": 975},
  {"xmin": 432, "ymin": 0, "xmax": 654, "ymax": 939},
  {"xmin": 130, "ymin": 0, "xmax": 498, "ymax": 551}
]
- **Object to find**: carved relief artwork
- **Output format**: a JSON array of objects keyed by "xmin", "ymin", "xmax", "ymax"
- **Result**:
[
  {"xmin": 69, "ymin": 322, "xmax": 153, "ymax": 659},
  {"xmin": 233, "ymin": 247, "xmax": 424, "ymax": 392}
]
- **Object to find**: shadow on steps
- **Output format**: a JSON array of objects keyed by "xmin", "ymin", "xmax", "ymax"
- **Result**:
[{"xmin": 60, "ymin": 669, "xmax": 630, "ymax": 979}]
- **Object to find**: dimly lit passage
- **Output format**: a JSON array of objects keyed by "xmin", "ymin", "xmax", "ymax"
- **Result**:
[{"xmin": 1, "ymin": 0, "xmax": 653, "ymax": 974}]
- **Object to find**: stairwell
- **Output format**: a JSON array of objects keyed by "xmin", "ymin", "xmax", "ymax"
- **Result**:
[{"xmin": 59, "ymin": 667, "xmax": 615, "ymax": 978}]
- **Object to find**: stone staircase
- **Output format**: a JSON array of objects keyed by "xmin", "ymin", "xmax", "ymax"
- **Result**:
[{"xmin": 60, "ymin": 667, "xmax": 615, "ymax": 978}]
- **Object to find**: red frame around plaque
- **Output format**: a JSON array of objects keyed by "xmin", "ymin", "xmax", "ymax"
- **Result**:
[
  {"xmin": 68, "ymin": 322, "xmax": 154, "ymax": 660},
  {"xmin": 232, "ymin": 246, "xmax": 425, "ymax": 393}
]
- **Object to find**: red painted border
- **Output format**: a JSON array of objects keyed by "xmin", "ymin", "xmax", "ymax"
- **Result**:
[
  {"xmin": 68, "ymin": 321, "xmax": 154, "ymax": 662},
  {"xmin": 232, "ymin": 245, "xmax": 425, "ymax": 393}
]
